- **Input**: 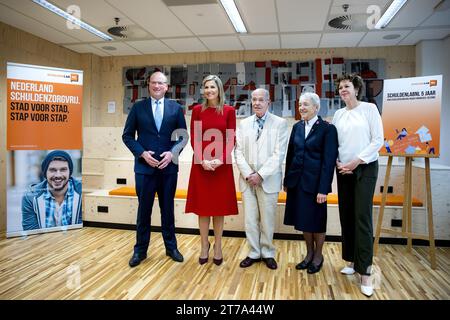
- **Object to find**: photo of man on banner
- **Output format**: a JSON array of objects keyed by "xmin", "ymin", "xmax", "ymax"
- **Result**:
[{"xmin": 22, "ymin": 150, "xmax": 82, "ymax": 230}]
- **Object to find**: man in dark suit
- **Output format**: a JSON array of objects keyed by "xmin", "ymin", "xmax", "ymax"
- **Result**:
[
  {"xmin": 283, "ymin": 92, "xmax": 338, "ymax": 274},
  {"xmin": 123, "ymin": 71, "xmax": 188, "ymax": 267}
]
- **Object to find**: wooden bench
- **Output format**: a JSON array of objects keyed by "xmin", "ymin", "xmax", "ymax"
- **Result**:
[{"xmin": 108, "ymin": 187, "xmax": 423, "ymax": 207}]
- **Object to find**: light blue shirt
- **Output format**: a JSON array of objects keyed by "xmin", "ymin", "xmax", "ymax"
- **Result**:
[{"xmin": 151, "ymin": 97, "xmax": 165, "ymax": 119}]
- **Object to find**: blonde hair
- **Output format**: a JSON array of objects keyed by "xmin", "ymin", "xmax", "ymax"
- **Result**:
[{"xmin": 201, "ymin": 75, "xmax": 225, "ymax": 113}]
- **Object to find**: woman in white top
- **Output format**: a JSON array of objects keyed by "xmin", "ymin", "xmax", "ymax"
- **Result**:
[{"xmin": 332, "ymin": 74, "xmax": 384, "ymax": 297}]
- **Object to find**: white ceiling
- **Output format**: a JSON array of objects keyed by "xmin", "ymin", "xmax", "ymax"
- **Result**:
[{"xmin": 0, "ymin": 0, "xmax": 449, "ymax": 56}]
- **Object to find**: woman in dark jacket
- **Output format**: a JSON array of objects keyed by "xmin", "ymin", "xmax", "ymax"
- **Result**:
[{"xmin": 284, "ymin": 92, "xmax": 338, "ymax": 274}]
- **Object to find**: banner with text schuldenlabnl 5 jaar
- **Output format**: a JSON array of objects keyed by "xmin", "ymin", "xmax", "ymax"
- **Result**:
[{"xmin": 380, "ymin": 75, "xmax": 442, "ymax": 157}]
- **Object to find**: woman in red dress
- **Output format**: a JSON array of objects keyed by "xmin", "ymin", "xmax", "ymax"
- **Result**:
[{"xmin": 185, "ymin": 74, "xmax": 238, "ymax": 266}]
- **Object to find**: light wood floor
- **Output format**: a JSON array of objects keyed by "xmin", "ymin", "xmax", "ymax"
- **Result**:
[{"xmin": 0, "ymin": 227, "xmax": 449, "ymax": 300}]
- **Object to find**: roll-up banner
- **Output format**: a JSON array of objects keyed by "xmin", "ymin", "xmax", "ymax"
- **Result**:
[
  {"xmin": 6, "ymin": 62, "xmax": 83, "ymax": 238},
  {"xmin": 380, "ymin": 75, "xmax": 442, "ymax": 157}
]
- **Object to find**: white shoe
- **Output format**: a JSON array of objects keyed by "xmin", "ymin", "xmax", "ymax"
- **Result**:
[
  {"xmin": 340, "ymin": 266, "xmax": 355, "ymax": 275},
  {"xmin": 361, "ymin": 284, "xmax": 374, "ymax": 297}
]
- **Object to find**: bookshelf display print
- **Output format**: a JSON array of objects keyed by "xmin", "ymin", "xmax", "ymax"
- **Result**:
[{"xmin": 123, "ymin": 58, "xmax": 384, "ymax": 120}]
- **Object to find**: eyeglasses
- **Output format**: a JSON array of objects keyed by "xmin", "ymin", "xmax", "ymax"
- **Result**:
[{"xmin": 150, "ymin": 81, "xmax": 167, "ymax": 86}]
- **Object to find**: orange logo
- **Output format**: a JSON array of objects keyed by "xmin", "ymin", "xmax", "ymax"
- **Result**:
[
  {"xmin": 430, "ymin": 80, "xmax": 437, "ymax": 87},
  {"xmin": 70, "ymin": 74, "xmax": 79, "ymax": 82}
]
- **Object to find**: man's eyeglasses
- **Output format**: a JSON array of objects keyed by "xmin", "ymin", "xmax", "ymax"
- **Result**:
[{"xmin": 150, "ymin": 81, "xmax": 167, "ymax": 86}]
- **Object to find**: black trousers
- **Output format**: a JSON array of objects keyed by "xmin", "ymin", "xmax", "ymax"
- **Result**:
[
  {"xmin": 336, "ymin": 160, "xmax": 378, "ymax": 275},
  {"xmin": 134, "ymin": 172, "xmax": 178, "ymax": 255}
]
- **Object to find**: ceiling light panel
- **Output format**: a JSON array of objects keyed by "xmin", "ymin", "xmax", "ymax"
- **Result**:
[
  {"xmin": 385, "ymin": 0, "xmax": 441, "ymax": 28},
  {"xmin": 32, "ymin": 0, "xmax": 112, "ymax": 40},
  {"xmin": 219, "ymin": 0, "xmax": 247, "ymax": 33}
]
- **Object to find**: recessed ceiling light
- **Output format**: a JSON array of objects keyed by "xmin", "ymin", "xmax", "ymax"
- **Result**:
[
  {"xmin": 219, "ymin": 0, "xmax": 247, "ymax": 33},
  {"xmin": 374, "ymin": 0, "xmax": 408, "ymax": 29},
  {"xmin": 383, "ymin": 34, "xmax": 401, "ymax": 40},
  {"xmin": 32, "ymin": 0, "xmax": 112, "ymax": 41},
  {"xmin": 434, "ymin": 0, "xmax": 450, "ymax": 12},
  {"xmin": 102, "ymin": 46, "xmax": 117, "ymax": 51}
]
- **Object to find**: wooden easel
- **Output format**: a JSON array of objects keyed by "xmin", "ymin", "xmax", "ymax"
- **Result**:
[{"xmin": 373, "ymin": 154, "xmax": 437, "ymax": 269}]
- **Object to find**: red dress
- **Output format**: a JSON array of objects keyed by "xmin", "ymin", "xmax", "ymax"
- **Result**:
[{"xmin": 185, "ymin": 105, "xmax": 239, "ymax": 216}]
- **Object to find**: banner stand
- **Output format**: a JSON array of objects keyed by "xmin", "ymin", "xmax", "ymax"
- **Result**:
[{"xmin": 374, "ymin": 153, "xmax": 436, "ymax": 269}]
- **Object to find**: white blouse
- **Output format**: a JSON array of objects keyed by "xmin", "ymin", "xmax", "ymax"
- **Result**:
[
  {"xmin": 305, "ymin": 115, "xmax": 318, "ymax": 138},
  {"xmin": 332, "ymin": 101, "xmax": 384, "ymax": 164}
]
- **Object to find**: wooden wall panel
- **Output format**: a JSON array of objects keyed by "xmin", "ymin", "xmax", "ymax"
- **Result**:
[
  {"xmin": 82, "ymin": 174, "xmax": 104, "ymax": 191},
  {"xmin": 83, "ymin": 127, "xmax": 129, "ymax": 158},
  {"xmin": 103, "ymin": 159, "xmax": 134, "ymax": 188},
  {"xmin": 82, "ymin": 158, "xmax": 104, "ymax": 175}
]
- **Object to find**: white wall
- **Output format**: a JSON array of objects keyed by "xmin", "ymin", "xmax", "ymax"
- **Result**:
[{"xmin": 416, "ymin": 36, "xmax": 450, "ymax": 166}]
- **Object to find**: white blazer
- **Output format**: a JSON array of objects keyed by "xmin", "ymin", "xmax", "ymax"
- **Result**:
[{"xmin": 235, "ymin": 113, "xmax": 288, "ymax": 194}]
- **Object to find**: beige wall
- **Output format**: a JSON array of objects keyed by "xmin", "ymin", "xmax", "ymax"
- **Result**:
[{"xmin": 0, "ymin": 20, "xmax": 416, "ymax": 232}]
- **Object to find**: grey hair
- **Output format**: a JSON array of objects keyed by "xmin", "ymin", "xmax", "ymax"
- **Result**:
[
  {"xmin": 252, "ymin": 88, "xmax": 270, "ymax": 101},
  {"xmin": 300, "ymin": 92, "xmax": 321, "ymax": 112}
]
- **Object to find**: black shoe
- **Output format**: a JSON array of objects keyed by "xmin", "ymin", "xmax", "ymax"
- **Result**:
[
  {"xmin": 213, "ymin": 257, "xmax": 223, "ymax": 266},
  {"xmin": 166, "ymin": 249, "xmax": 184, "ymax": 262},
  {"xmin": 307, "ymin": 258, "xmax": 324, "ymax": 274},
  {"xmin": 262, "ymin": 257, "xmax": 278, "ymax": 270},
  {"xmin": 239, "ymin": 257, "xmax": 261, "ymax": 268},
  {"xmin": 129, "ymin": 253, "xmax": 147, "ymax": 267},
  {"xmin": 296, "ymin": 258, "xmax": 312, "ymax": 270}
]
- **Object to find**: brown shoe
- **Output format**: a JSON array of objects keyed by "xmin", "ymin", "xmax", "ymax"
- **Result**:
[
  {"xmin": 239, "ymin": 257, "xmax": 261, "ymax": 268},
  {"xmin": 262, "ymin": 257, "xmax": 278, "ymax": 270},
  {"xmin": 212, "ymin": 243, "xmax": 223, "ymax": 266},
  {"xmin": 198, "ymin": 242, "xmax": 210, "ymax": 265}
]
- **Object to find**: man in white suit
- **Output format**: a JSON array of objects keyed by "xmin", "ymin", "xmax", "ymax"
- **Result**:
[{"xmin": 235, "ymin": 88, "xmax": 288, "ymax": 269}]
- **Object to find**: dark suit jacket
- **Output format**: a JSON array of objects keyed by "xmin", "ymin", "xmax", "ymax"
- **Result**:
[
  {"xmin": 122, "ymin": 98, "xmax": 188, "ymax": 175},
  {"xmin": 283, "ymin": 116, "xmax": 338, "ymax": 194}
]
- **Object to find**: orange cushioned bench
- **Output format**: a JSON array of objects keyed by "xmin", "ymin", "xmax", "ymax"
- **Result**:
[{"xmin": 108, "ymin": 187, "xmax": 423, "ymax": 207}]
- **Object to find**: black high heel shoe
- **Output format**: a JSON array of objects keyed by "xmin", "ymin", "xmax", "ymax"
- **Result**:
[
  {"xmin": 212, "ymin": 244, "xmax": 223, "ymax": 266},
  {"xmin": 199, "ymin": 242, "xmax": 210, "ymax": 265}
]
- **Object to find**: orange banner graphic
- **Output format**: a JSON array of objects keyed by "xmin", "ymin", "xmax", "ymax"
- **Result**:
[
  {"xmin": 7, "ymin": 78, "xmax": 83, "ymax": 150},
  {"xmin": 381, "ymin": 75, "xmax": 442, "ymax": 157}
]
